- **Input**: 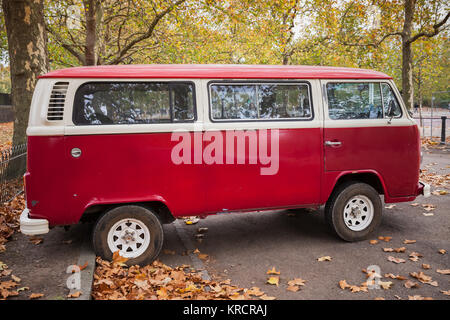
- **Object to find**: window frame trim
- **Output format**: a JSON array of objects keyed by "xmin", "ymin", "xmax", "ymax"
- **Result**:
[
  {"xmin": 207, "ymin": 80, "xmax": 314, "ymax": 123},
  {"xmin": 72, "ymin": 80, "xmax": 197, "ymax": 126}
]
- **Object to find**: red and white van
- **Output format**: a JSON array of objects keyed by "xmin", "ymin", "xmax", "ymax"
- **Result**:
[{"xmin": 20, "ymin": 64, "xmax": 429, "ymax": 265}]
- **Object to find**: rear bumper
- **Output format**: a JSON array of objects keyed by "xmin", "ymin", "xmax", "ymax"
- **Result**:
[
  {"xmin": 20, "ymin": 208, "xmax": 49, "ymax": 236},
  {"xmin": 417, "ymin": 181, "xmax": 431, "ymax": 198}
]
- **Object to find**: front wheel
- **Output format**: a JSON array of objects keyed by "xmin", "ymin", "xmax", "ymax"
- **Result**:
[
  {"xmin": 93, "ymin": 205, "xmax": 164, "ymax": 266},
  {"xmin": 325, "ymin": 182, "xmax": 382, "ymax": 242}
]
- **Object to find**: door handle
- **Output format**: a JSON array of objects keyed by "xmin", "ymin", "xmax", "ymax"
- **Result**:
[{"xmin": 325, "ymin": 141, "xmax": 342, "ymax": 147}]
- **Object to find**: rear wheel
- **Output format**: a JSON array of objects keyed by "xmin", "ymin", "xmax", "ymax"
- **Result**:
[
  {"xmin": 93, "ymin": 205, "xmax": 164, "ymax": 266},
  {"xmin": 325, "ymin": 182, "xmax": 382, "ymax": 241}
]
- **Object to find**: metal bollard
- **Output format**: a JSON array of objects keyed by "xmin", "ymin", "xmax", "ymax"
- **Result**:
[{"xmin": 441, "ymin": 116, "xmax": 447, "ymax": 145}]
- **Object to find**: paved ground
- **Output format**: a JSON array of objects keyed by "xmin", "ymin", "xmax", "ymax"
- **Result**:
[{"xmin": 1, "ymin": 148, "xmax": 449, "ymax": 300}]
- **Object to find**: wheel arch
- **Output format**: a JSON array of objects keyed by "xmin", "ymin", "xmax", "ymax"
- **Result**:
[
  {"xmin": 79, "ymin": 200, "xmax": 175, "ymax": 225},
  {"xmin": 324, "ymin": 171, "xmax": 387, "ymax": 204}
]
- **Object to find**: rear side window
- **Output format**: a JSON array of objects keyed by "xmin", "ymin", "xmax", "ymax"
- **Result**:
[
  {"xmin": 73, "ymin": 82, "xmax": 195, "ymax": 125},
  {"xmin": 210, "ymin": 83, "xmax": 312, "ymax": 121}
]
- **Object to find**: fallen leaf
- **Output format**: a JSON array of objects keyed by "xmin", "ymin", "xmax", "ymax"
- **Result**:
[
  {"xmin": 394, "ymin": 247, "xmax": 406, "ymax": 253},
  {"xmin": 317, "ymin": 256, "xmax": 332, "ymax": 262},
  {"xmin": 78, "ymin": 261, "xmax": 88, "ymax": 271},
  {"xmin": 403, "ymin": 239, "xmax": 416, "ymax": 244},
  {"xmin": 286, "ymin": 285, "xmax": 300, "ymax": 292},
  {"xmin": 383, "ymin": 248, "xmax": 394, "ymax": 252},
  {"xmin": 379, "ymin": 281, "xmax": 393, "ymax": 290},
  {"xmin": 384, "ymin": 273, "xmax": 407, "ymax": 280},
  {"xmin": 387, "ymin": 256, "xmax": 406, "ymax": 264},
  {"xmin": 266, "ymin": 276, "xmax": 279, "ymax": 286},
  {"xmin": 349, "ymin": 285, "xmax": 361, "ymax": 293},
  {"xmin": 438, "ymin": 249, "xmax": 447, "ymax": 254},
  {"xmin": 266, "ymin": 267, "xmax": 280, "ymax": 275},
  {"xmin": 374, "ymin": 297, "xmax": 385, "ymax": 300},
  {"xmin": 339, "ymin": 280, "xmax": 350, "ymax": 290},
  {"xmin": 436, "ymin": 269, "xmax": 450, "ymax": 275},
  {"xmin": 410, "ymin": 203, "xmax": 419, "ymax": 207},
  {"xmin": 441, "ymin": 290, "xmax": 450, "ymax": 296},
  {"xmin": 422, "ymin": 212, "xmax": 434, "ymax": 217},
  {"xmin": 197, "ymin": 253, "xmax": 209, "ymax": 261},
  {"xmin": 288, "ymin": 278, "xmax": 306, "ymax": 287},
  {"xmin": 422, "ymin": 264, "xmax": 431, "ymax": 270},
  {"xmin": 11, "ymin": 275, "xmax": 20, "ymax": 283},
  {"xmin": 385, "ymin": 205, "xmax": 396, "ymax": 209},
  {"xmin": 378, "ymin": 236, "xmax": 392, "ymax": 242},
  {"xmin": 112, "ymin": 250, "xmax": 128, "ymax": 266},
  {"xmin": 67, "ymin": 291, "xmax": 82, "ymax": 298},
  {"xmin": 260, "ymin": 294, "xmax": 276, "ymax": 300},
  {"xmin": 409, "ymin": 252, "xmax": 423, "ymax": 262},
  {"xmin": 404, "ymin": 280, "xmax": 420, "ymax": 289},
  {"xmin": 29, "ymin": 237, "xmax": 43, "ymax": 245},
  {"xmin": 408, "ymin": 295, "xmax": 433, "ymax": 300},
  {"xmin": 369, "ymin": 240, "xmax": 378, "ymax": 245},
  {"xmin": 247, "ymin": 287, "xmax": 264, "ymax": 297},
  {"xmin": 29, "ymin": 293, "xmax": 44, "ymax": 299}
]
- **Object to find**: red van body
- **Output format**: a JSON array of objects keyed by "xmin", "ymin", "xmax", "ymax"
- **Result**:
[{"xmin": 20, "ymin": 65, "xmax": 428, "ymax": 262}]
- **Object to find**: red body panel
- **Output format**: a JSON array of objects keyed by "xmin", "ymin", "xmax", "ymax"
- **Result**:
[
  {"xmin": 39, "ymin": 64, "xmax": 392, "ymax": 80},
  {"xmin": 26, "ymin": 124, "xmax": 420, "ymax": 227}
]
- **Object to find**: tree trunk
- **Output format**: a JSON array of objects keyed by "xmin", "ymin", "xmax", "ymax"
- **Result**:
[
  {"xmin": 401, "ymin": 0, "xmax": 415, "ymax": 110},
  {"xmin": 84, "ymin": 0, "xmax": 99, "ymax": 65},
  {"xmin": 2, "ymin": 0, "xmax": 49, "ymax": 146}
]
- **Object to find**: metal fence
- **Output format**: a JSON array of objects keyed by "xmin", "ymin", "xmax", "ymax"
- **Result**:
[
  {"xmin": 413, "ymin": 109, "xmax": 450, "ymax": 142},
  {"xmin": 0, "ymin": 143, "xmax": 27, "ymax": 203}
]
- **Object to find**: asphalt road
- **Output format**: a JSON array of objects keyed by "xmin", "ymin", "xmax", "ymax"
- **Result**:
[{"xmin": 1, "ymin": 149, "xmax": 449, "ymax": 300}]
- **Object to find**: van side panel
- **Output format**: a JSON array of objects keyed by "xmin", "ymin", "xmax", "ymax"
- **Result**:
[
  {"xmin": 322, "ymin": 124, "xmax": 420, "ymax": 200},
  {"xmin": 63, "ymin": 133, "xmax": 206, "ymax": 224},
  {"xmin": 26, "ymin": 136, "xmax": 68, "ymax": 224},
  {"xmin": 203, "ymin": 128, "xmax": 322, "ymax": 212}
]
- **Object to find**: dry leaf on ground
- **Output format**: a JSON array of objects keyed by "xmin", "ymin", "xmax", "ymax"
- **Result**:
[
  {"xmin": 266, "ymin": 276, "xmax": 279, "ymax": 286},
  {"xmin": 317, "ymin": 256, "xmax": 332, "ymax": 262},
  {"xmin": 67, "ymin": 291, "xmax": 82, "ymax": 298},
  {"xmin": 387, "ymin": 256, "xmax": 406, "ymax": 264},
  {"xmin": 436, "ymin": 269, "xmax": 450, "ymax": 275},
  {"xmin": 404, "ymin": 280, "xmax": 420, "ymax": 289},
  {"xmin": 403, "ymin": 239, "xmax": 417, "ymax": 244},
  {"xmin": 266, "ymin": 267, "xmax": 280, "ymax": 275}
]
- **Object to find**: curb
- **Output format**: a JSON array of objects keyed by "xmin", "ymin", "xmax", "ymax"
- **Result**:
[
  {"xmin": 70, "ymin": 233, "xmax": 96, "ymax": 300},
  {"xmin": 173, "ymin": 219, "xmax": 211, "ymax": 281}
]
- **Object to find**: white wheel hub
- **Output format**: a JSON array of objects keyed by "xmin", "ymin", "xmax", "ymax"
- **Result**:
[
  {"xmin": 107, "ymin": 218, "xmax": 150, "ymax": 259},
  {"xmin": 343, "ymin": 195, "xmax": 374, "ymax": 231}
]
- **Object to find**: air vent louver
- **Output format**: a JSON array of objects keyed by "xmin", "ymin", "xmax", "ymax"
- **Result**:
[{"xmin": 47, "ymin": 82, "xmax": 69, "ymax": 121}]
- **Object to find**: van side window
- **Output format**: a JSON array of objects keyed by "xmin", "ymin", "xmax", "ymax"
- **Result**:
[
  {"xmin": 381, "ymin": 83, "xmax": 402, "ymax": 118},
  {"xmin": 73, "ymin": 82, "xmax": 195, "ymax": 125},
  {"xmin": 210, "ymin": 83, "xmax": 312, "ymax": 121},
  {"xmin": 327, "ymin": 82, "xmax": 383, "ymax": 120}
]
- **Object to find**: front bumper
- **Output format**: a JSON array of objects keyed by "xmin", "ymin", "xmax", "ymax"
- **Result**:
[
  {"xmin": 20, "ymin": 208, "xmax": 49, "ymax": 236},
  {"xmin": 417, "ymin": 181, "xmax": 431, "ymax": 198}
]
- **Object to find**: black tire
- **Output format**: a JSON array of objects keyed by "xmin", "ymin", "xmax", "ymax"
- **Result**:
[
  {"xmin": 325, "ymin": 182, "xmax": 382, "ymax": 242},
  {"xmin": 92, "ymin": 205, "xmax": 164, "ymax": 266}
]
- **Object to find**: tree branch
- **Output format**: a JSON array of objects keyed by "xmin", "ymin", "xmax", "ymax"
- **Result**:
[
  {"xmin": 407, "ymin": 11, "xmax": 450, "ymax": 44},
  {"xmin": 106, "ymin": 0, "xmax": 186, "ymax": 65}
]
